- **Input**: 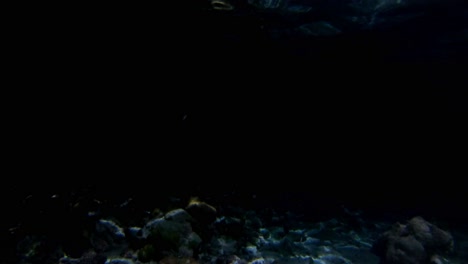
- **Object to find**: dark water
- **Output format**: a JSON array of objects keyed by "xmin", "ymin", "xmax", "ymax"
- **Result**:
[
  {"xmin": 4, "ymin": 0, "xmax": 468, "ymax": 221},
  {"xmin": 2, "ymin": 1, "xmax": 468, "ymax": 263}
]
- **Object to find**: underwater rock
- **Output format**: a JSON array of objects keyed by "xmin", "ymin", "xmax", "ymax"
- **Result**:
[
  {"xmin": 278, "ymin": 237, "xmax": 298, "ymax": 254},
  {"xmin": 96, "ymin": 219, "xmax": 126, "ymax": 240},
  {"xmin": 249, "ymin": 257, "xmax": 275, "ymax": 264},
  {"xmin": 60, "ymin": 257, "xmax": 81, "ymax": 264},
  {"xmin": 60, "ymin": 250, "xmax": 107, "ymax": 264},
  {"xmin": 250, "ymin": 0, "xmax": 358, "ymax": 12},
  {"xmin": 159, "ymin": 256, "xmax": 199, "ymax": 264},
  {"xmin": 165, "ymin": 209, "xmax": 193, "ymax": 223},
  {"xmin": 92, "ymin": 219, "xmax": 127, "ymax": 253},
  {"xmin": 286, "ymin": 229, "xmax": 305, "ymax": 242},
  {"xmin": 141, "ymin": 209, "xmax": 201, "ymax": 259},
  {"xmin": 314, "ymin": 254, "xmax": 352, "ymax": 264},
  {"xmin": 211, "ymin": 236, "xmax": 238, "ymax": 255},
  {"xmin": 245, "ymin": 245, "xmax": 260, "ymax": 258},
  {"xmin": 186, "ymin": 198, "xmax": 217, "ymax": 224},
  {"xmin": 407, "ymin": 217, "xmax": 454, "ymax": 251},
  {"xmin": 248, "ymin": 0, "xmax": 284, "ymax": 9},
  {"xmin": 17, "ymin": 235, "xmax": 64, "ymax": 264},
  {"xmin": 145, "ymin": 218, "xmax": 191, "ymax": 242},
  {"xmin": 143, "ymin": 212, "xmax": 192, "ymax": 241},
  {"xmin": 215, "ymin": 216, "xmax": 244, "ymax": 238},
  {"xmin": 372, "ymin": 216, "xmax": 453, "ymax": 264},
  {"xmin": 224, "ymin": 255, "xmax": 247, "ymax": 264},
  {"xmin": 303, "ymin": 237, "xmax": 321, "ymax": 247},
  {"xmin": 390, "ymin": 236, "xmax": 426, "ymax": 264},
  {"xmin": 299, "ymin": 22, "xmax": 342, "ymax": 37},
  {"xmin": 270, "ymin": 226, "xmax": 286, "ymax": 239},
  {"xmin": 286, "ymin": 5, "xmax": 312, "ymax": 13},
  {"xmin": 105, "ymin": 258, "xmax": 134, "ymax": 264},
  {"xmin": 429, "ymin": 255, "xmax": 448, "ymax": 264},
  {"xmin": 136, "ymin": 244, "xmax": 156, "ymax": 262},
  {"xmin": 345, "ymin": 0, "xmax": 462, "ymax": 29},
  {"xmin": 348, "ymin": 0, "xmax": 406, "ymax": 13},
  {"xmin": 336, "ymin": 245, "xmax": 379, "ymax": 264},
  {"xmin": 277, "ymin": 255, "xmax": 313, "ymax": 264},
  {"xmin": 127, "ymin": 227, "xmax": 143, "ymax": 240},
  {"xmin": 212, "ymin": 0, "xmax": 234, "ymax": 10},
  {"xmin": 244, "ymin": 0, "xmax": 463, "ymax": 39},
  {"xmin": 244, "ymin": 211, "xmax": 263, "ymax": 230}
]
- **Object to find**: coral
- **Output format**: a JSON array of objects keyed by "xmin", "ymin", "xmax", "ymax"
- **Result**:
[{"xmin": 137, "ymin": 244, "xmax": 156, "ymax": 263}]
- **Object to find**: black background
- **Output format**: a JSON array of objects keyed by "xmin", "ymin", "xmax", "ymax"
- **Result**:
[{"xmin": 2, "ymin": 1, "xmax": 467, "ymax": 223}]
